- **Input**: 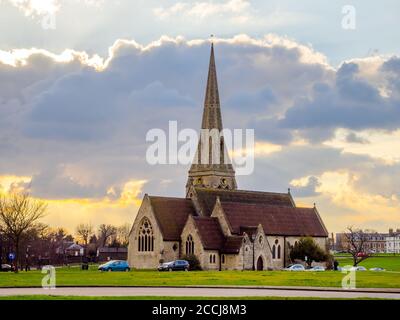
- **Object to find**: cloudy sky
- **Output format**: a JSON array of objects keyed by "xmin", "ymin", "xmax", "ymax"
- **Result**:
[{"xmin": 1, "ymin": 0, "xmax": 400, "ymax": 234}]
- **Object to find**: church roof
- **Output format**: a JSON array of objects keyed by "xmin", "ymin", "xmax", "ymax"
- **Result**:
[
  {"xmin": 222, "ymin": 236, "xmax": 244, "ymax": 254},
  {"xmin": 192, "ymin": 216, "xmax": 245, "ymax": 253},
  {"xmin": 220, "ymin": 201, "xmax": 328, "ymax": 237},
  {"xmin": 194, "ymin": 187, "xmax": 295, "ymax": 216},
  {"xmin": 192, "ymin": 216, "xmax": 225, "ymax": 250},
  {"xmin": 149, "ymin": 196, "xmax": 197, "ymax": 241}
]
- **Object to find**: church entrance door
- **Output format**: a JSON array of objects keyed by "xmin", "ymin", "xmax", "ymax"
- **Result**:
[{"xmin": 256, "ymin": 256, "xmax": 264, "ymax": 271}]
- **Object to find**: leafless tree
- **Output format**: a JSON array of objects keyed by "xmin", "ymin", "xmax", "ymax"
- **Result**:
[
  {"xmin": 0, "ymin": 193, "xmax": 47, "ymax": 272},
  {"xmin": 116, "ymin": 223, "xmax": 131, "ymax": 247},
  {"xmin": 75, "ymin": 223, "xmax": 93, "ymax": 247},
  {"xmin": 97, "ymin": 224, "xmax": 117, "ymax": 247},
  {"xmin": 343, "ymin": 227, "xmax": 371, "ymax": 266}
]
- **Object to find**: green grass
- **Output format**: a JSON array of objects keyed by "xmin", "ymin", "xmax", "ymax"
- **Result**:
[
  {"xmin": 0, "ymin": 256, "xmax": 398, "ymax": 289},
  {"xmin": 0, "ymin": 269, "xmax": 399, "ymax": 289},
  {"xmin": 335, "ymin": 255, "xmax": 400, "ymax": 272}
]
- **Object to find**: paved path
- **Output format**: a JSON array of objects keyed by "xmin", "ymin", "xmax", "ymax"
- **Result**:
[{"xmin": 0, "ymin": 287, "xmax": 399, "ymax": 299}]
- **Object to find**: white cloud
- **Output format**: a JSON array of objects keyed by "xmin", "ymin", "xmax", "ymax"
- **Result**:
[
  {"xmin": 4, "ymin": 0, "xmax": 103, "ymax": 17},
  {"xmin": 154, "ymin": 0, "xmax": 250, "ymax": 20},
  {"xmin": 6, "ymin": 0, "xmax": 59, "ymax": 16}
]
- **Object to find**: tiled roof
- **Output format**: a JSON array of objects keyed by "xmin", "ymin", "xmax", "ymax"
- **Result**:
[
  {"xmin": 193, "ymin": 217, "xmax": 244, "ymax": 253},
  {"xmin": 194, "ymin": 187, "xmax": 294, "ymax": 216},
  {"xmin": 98, "ymin": 247, "xmax": 128, "ymax": 253},
  {"xmin": 222, "ymin": 236, "xmax": 244, "ymax": 253},
  {"xmin": 239, "ymin": 226, "xmax": 258, "ymax": 238},
  {"xmin": 221, "ymin": 201, "xmax": 328, "ymax": 237},
  {"xmin": 192, "ymin": 216, "xmax": 225, "ymax": 250},
  {"xmin": 149, "ymin": 196, "xmax": 197, "ymax": 241}
]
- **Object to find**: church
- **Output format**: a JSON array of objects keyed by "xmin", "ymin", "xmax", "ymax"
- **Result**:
[{"xmin": 128, "ymin": 44, "xmax": 329, "ymax": 271}]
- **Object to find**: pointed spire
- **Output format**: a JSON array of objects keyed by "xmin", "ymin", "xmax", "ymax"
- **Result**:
[
  {"xmin": 186, "ymin": 42, "xmax": 237, "ymax": 195},
  {"xmin": 201, "ymin": 43, "xmax": 223, "ymax": 130}
]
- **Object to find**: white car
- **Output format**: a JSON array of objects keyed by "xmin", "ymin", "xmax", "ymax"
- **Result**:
[
  {"xmin": 370, "ymin": 267, "xmax": 385, "ymax": 272},
  {"xmin": 306, "ymin": 266, "xmax": 325, "ymax": 272},
  {"xmin": 354, "ymin": 266, "xmax": 367, "ymax": 271},
  {"xmin": 285, "ymin": 264, "xmax": 305, "ymax": 271},
  {"xmin": 339, "ymin": 265, "xmax": 366, "ymax": 272}
]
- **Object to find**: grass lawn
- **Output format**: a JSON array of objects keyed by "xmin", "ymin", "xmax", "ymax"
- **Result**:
[
  {"xmin": 335, "ymin": 255, "xmax": 400, "ymax": 272},
  {"xmin": 0, "ymin": 268, "xmax": 399, "ymax": 289},
  {"xmin": 0, "ymin": 256, "xmax": 398, "ymax": 289}
]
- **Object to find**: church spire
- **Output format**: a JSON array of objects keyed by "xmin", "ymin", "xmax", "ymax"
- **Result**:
[
  {"xmin": 186, "ymin": 42, "xmax": 237, "ymax": 195},
  {"xmin": 201, "ymin": 43, "xmax": 223, "ymax": 130}
]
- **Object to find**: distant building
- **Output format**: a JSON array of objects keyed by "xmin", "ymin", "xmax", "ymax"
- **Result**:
[
  {"xmin": 65, "ymin": 243, "xmax": 84, "ymax": 257},
  {"xmin": 386, "ymin": 229, "xmax": 400, "ymax": 254},
  {"xmin": 335, "ymin": 229, "xmax": 400, "ymax": 254},
  {"xmin": 97, "ymin": 247, "xmax": 128, "ymax": 262}
]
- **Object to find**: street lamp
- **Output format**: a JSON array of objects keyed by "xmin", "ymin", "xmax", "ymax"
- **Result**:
[{"xmin": 251, "ymin": 234, "xmax": 256, "ymax": 271}]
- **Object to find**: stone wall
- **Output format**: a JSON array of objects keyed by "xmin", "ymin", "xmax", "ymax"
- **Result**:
[
  {"xmin": 180, "ymin": 216, "xmax": 207, "ymax": 269},
  {"xmin": 128, "ymin": 195, "xmax": 178, "ymax": 269}
]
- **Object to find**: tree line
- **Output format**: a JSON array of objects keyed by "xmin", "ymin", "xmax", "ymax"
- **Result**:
[{"xmin": 0, "ymin": 192, "xmax": 130, "ymax": 272}]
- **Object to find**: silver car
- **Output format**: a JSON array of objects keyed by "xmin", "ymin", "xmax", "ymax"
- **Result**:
[
  {"xmin": 285, "ymin": 264, "xmax": 305, "ymax": 271},
  {"xmin": 306, "ymin": 266, "xmax": 325, "ymax": 272}
]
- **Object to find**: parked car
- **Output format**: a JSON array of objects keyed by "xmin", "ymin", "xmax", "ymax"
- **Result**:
[
  {"xmin": 98, "ymin": 260, "xmax": 130, "ymax": 272},
  {"xmin": 354, "ymin": 266, "xmax": 367, "ymax": 271},
  {"xmin": 0, "ymin": 264, "xmax": 13, "ymax": 272},
  {"xmin": 158, "ymin": 260, "xmax": 189, "ymax": 271},
  {"xmin": 306, "ymin": 266, "xmax": 325, "ymax": 272},
  {"xmin": 357, "ymin": 252, "xmax": 369, "ymax": 258},
  {"xmin": 338, "ymin": 265, "xmax": 366, "ymax": 272},
  {"xmin": 284, "ymin": 264, "xmax": 305, "ymax": 271},
  {"xmin": 370, "ymin": 267, "xmax": 385, "ymax": 272}
]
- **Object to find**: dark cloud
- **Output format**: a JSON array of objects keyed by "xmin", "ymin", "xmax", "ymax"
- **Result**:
[
  {"xmin": 1, "ymin": 37, "xmax": 400, "ymax": 204},
  {"xmin": 345, "ymin": 132, "xmax": 369, "ymax": 144},
  {"xmin": 275, "ymin": 62, "xmax": 400, "ymax": 142}
]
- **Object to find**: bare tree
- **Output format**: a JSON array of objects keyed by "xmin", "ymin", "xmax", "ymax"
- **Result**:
[
  {"xmin": 343, "ymin": 227, "xmax": 371, "ymax": 266},
  {"xmin": 116, "ymin": 223, "xmax": 131, "ymax": 247},
  {"xmin": 75, "ymin": 223, "xmax": 93, "ymax": 247},
  {"xmin": 97, "ymin": 224, "xmax": 117, "ymax": 247},
  {"xmin": 0, "ymin": 193, "xmax": 47, "ymax": 272}
]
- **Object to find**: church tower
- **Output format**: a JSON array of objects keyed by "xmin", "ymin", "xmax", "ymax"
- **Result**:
[{"xmin": 186, "ymin": 43, "xmax": 237, "ymax": 194}]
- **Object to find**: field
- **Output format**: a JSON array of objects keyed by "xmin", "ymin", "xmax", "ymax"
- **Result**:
[
  {"xmin": 335, "ymin": 254, "xmax": 400, "ymax": 272},
  {"xmin": 0, "ymin": 255, "xmax": 399, "ymax": 289}
]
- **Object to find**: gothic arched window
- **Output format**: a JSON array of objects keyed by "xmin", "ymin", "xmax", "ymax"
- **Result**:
[
  {"xmin": 138, "ymin": 218, "xmax": 154, "ymax": 252},
  {"xmin": 186, "ymin": 235, "xmax": 194, "ymax": 255},
  {"xmin": 272, "ymin": 245, "xmax": 276, "ymax": 259},
  {"xmin": 277, "ymin": 245, "xmax": 281, "ymax": 259}
]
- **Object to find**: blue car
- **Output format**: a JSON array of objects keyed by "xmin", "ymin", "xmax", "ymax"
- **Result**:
[{"xmin": 98, "ymin": 260, "xmax": 130, "ymax": 272}]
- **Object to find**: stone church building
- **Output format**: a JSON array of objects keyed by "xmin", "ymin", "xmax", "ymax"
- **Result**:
[{"xmin": 128, "ymin": 44, "xmax": 329, "ymax": 270}]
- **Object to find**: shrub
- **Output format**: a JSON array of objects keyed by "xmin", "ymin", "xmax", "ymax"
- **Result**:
[
  {"xmin": 290, "ymin": 237, "xmax": 328, "ymax": 267},
  {"xmin": 182, "ymin": 254, "xmax": 202, "ymax": 270}
]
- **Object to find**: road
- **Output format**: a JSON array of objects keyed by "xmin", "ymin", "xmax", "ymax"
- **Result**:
[{"xmin": 0, "ymin": 287, "xmax": 399, "ymax": 299}]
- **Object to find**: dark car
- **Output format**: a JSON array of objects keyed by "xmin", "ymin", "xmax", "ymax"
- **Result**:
[
  {"xmin": 158, "ymin": 260, "xmax": 189, "ymax": 271},
  {"xmin": 0, "ymin": 264, "xmax": 13, "ymax": 272}
]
